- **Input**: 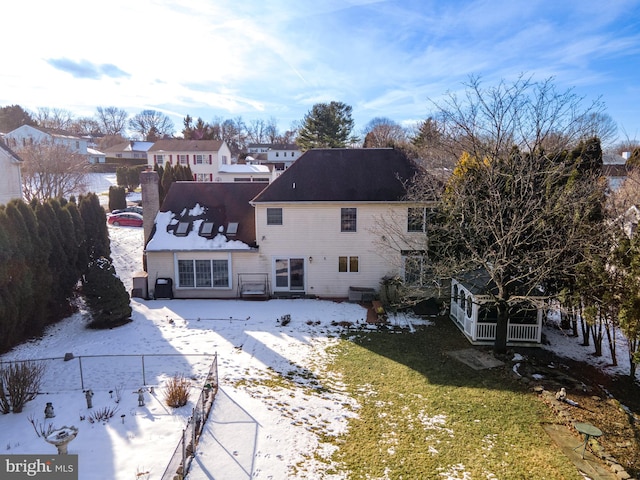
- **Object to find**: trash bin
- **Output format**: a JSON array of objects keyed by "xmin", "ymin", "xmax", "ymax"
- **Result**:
[{"xmin": 154, "ymin": 278, "xmax": 173, "ymax": 299}]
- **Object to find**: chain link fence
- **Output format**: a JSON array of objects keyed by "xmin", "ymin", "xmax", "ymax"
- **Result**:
[
  {"xmin": 0, "ymin": 353, "xmax": 214, "ymax": 393},
  {"xmin": 161, "ymin": 354, "xmax": 219, "ymax": 480}
]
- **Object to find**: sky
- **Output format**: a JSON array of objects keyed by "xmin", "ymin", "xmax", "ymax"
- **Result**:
[{"xmin": 2, "ymin": 0, "xmax": 640, "ymax": 141}]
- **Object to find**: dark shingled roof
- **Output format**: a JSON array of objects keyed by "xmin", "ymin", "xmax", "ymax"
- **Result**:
[
  {"xmin": 160, "ymin": 182, "xmax": 267, "ymax": 245},
  {"xmin": 252, "ymin": 148, "xmax": 424, "ymax": 203}
]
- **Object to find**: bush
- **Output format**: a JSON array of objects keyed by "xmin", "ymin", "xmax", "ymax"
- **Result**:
[
  {"xmin": 163, "ymin": 375, "xmax": 190, "ymax": 408},
  {"xmin": 0, "ymin": 361, "xmax": 45, "ymax": 413},
  {"xmin": 108, "ymin": 185, "xmax": 127, "ymax": 212}
]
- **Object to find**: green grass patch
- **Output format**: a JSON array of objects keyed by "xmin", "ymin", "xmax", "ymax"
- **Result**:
[{"xmin": 327, "ymin": 318, "xmax": 582, "ymax": 479}]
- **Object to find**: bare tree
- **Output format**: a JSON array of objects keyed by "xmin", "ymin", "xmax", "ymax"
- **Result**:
[
  {"xmin": 34, "ymin": 107, "xmax": 75, "ymax": 130},
  {"xmin": 386, "ymin": 76, "xmax": 608, "ymax": 353},
  {"xmin": 19, "ymin": 142, "xmax": 89, "ymax": 202},
  {"xmin": 362, "ymin": 117, "xmax": 407, "ymax": 147},
  {"xmin": 247, "ymin": 118, "xmax": 267, "ymax": 144},
  {"xmin": 70, "ymin": 117, "xmax": 101, "ymax": 136},
  {"xmin": 129, "ymin": 110, "xmax": 174, "ymax": 140},
  {"xmin": 96, "ymin": 106, "xmax": 129, "ymax": 136}
]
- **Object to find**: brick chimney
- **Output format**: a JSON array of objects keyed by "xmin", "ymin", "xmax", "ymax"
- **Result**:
[{"xmin": 140, "ymin": 170, "xmax": 159, "ymax": 246}]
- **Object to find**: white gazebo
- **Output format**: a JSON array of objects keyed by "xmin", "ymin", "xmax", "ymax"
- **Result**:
[{"xmin": 449, "ymin": 270, "xmax": 543, "ymax": 346}]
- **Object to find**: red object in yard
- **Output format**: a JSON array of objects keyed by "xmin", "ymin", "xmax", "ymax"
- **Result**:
[{"xmin": 108, "ymin": 212, "xmax": 143, "ymax": 227}]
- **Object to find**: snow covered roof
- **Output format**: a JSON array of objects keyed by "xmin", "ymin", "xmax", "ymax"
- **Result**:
[
  {"xmin": 218, "ymin": 164, "xmax": 270, "ymax": 174},
  {"xmin": 145, "ymin": 182, "xmax": 266, "ymax": 251}
]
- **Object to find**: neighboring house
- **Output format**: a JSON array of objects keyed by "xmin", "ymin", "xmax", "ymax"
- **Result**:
[
  {"xmin": 449, "ymin": 270, "xmax": 544, "ymax": 347},
  {"xmin": 87, "ymin": 147, "xmax": 106, "ymax": 164},
  {"xmin": 0, "ymin": 142, "xmax": 23, "ymax": 205},
  {"xmin": 103, "ymin": 141, "xmax": 154, "ymax": 161},
  {"xmin": 246, "ymin": 143, "xmax": 301, "ymax": 174},
  {"xmin": 4, "ymin": 125, "xmax": 89, "ymax": 155},
  {"xmin": 147, "ymin": 139, "xmax": 271, "ymax": 183},
  {"xmin": 603, "ymin": 151, "xmax": 632, "ymax": 191},
  {"xmin": 142, "ymin": 148, "xmax": 435, "ymax": 300}
]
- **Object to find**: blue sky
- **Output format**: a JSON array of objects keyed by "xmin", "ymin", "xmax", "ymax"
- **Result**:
[{"xmin": 2, "ymin": 0, "xmax": 640, "ymax": 142}]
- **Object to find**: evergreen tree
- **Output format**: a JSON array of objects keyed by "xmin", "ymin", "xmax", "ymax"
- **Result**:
[
  {"xmin": 79, "ymin": 193, "xmax": 110, "ymax": 261},
  {"xmin": 296, "ymin": 101, "xmax": 357, "ymax": 150},
  {"xmin": 109, "ymin": 186, "xmax": 127, "ymax": 212},
  {"xmin": 83, "ymin": 257, "xmax": 132, "ymax": 329}
]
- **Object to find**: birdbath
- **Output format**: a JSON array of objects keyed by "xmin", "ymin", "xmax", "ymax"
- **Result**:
[{"xmin": 44, "ymin": 426, "xmax": 78, "ymax": 455}]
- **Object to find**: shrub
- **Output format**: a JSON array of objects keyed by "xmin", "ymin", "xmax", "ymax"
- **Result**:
[
  {"xmin": 163, "ymin": 375, "xmax": 190, "ymax": 408},
  {"xmin": 0, "ymin": 361, "xmax": 45, "ymax": 413}
]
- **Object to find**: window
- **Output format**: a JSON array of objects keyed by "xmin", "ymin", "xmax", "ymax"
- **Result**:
[
  {"xmin": 195, "ymin": 154, "xmax": 206, "ymax": 164},
  {"xmin": 177, "ymin": 259, "xmax": 230, "ymax": 288},
  {"xmin": 196, "ymin": 173, "xmax": 210, "ymax": 182},
  {"xmin": 175, "ymin": 221, "xmax": 190, "ymax": 236},
  {"xmin": 222, "ymin": 155, "xmax": 228, "ymax": 165},
  {"xmin": 195, "ymin": 260, "xmax": 212, "ymax": 287},
  {"xmin": 116, "ymin": 153, "xmax": 123, "ymax": 158},
  {"xmin": 408, "ymin": 207, "xmax": 426, "ymax": 232},
  {"xmin": 156, "ymin": 154, "xmax": 164, "ymax": 165},
  {"xmin": 338, "ymin": 256, "xmax": 359, "ymax": 272},
  {"xmin": 341, "ymin": 208, "xmax": 357, "ymax": 232},
  {"xmin": 402, "ymin": 251, "xmax": 428, "ymax": 285},
  {"xmin": 466, "ymin": 297, "xmax": 473, "ymax": 317},
  {"xmin": 267, "ymin": 208, "xmax": 283, "ymax": 225},
  {"xmin": 178, "ymin": 154, "xmax": 188, "ymax": 164},
  {"xmin": 200, "ymin": 221, "xmax": 215, "ymax": 237},
  {"xmin": 178, "ymin": 260, "xmax": 194, "ymax": 287}
]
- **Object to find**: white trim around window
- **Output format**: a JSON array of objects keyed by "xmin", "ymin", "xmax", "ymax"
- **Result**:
[{"xmin": 174, "ymin": 253, "xmax": 232, "ymax": 289}]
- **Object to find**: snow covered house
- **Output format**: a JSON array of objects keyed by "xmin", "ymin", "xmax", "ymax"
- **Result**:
[
  {"xmin": 142, "ymin": 148, "xmax": 434, "ymax": 300},
  {"xmin": 450, "ymin": 270, "xmax": 544, "ymax": 346},
  {"xmin": 0, "ymin": 142, "xmax": 23, "ymax": 205},
  {"xmin": 103, "ymin": 140, "xmax": 154, "ymax": 161}
]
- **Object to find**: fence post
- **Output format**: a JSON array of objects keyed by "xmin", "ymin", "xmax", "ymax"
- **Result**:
[
  {"xmin": 182, "ymin": 429, "xmax": 186, "ymax": 476},
  {"xmin": 78, "ymin": 357, "xmax": 84, "ymax": 391},
  {"xmin": 142, "ymin": 355, "xmax": 146, "ymax": 386}
]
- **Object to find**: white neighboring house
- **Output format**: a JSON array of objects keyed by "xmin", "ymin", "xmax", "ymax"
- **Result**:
[
  {"xmin": 0, "ymin": 142, "xmax": 23, "ymax": 205},
  {"xmin": 246, "ymin": 143, "xmax": 300, "ymax": 175},
  {"xmin": 4, "ymin": 125, "xmax": 89, "ymax": 155},
  {"xmin": 87, "ymin": 147, "xmax": 106, "ymax": 164},
  {"xmin": 103, "ymin": 141, "xmax": 154, "ymax": 160},
  {"xmin": 147, "ymin": 139, "xmax": 271, "ymax": 183}
]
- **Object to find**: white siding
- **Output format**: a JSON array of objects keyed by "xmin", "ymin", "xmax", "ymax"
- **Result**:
[
  {"xmin": 0, "ymin": 151, "xmax": 22, "ymax": 205},
  {"xmin": 255, "ymin": 203, "xmax": 419, "ymax": 297},
  {"xmin": 145, "ymin": 250, "xmax": 264, "ymax": 299}
]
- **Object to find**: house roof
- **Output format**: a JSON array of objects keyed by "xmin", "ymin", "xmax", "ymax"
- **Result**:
[
  {"xmin": 148, "ymin": 139, "xmax": 224, "ymax": 153},
  {"xmin": 251, "ymin": 148, "xmax": 426, "ymax": 203},
  {"xmin": 146, "ymin": 182, "xmax": 267, "ymax": 251},
  {"xmin": 0, "ymin": 141, "xmax": 23, "ymax": 163},
  {"xmin": 103, "ymin": 141, "xmax": 154, "ymax": 153},
  {"xmin": 602, "ymin": 163, "xmax": 630, "ymax": 177},
  {"xmin": 15, "ymin": 125, "xmax": 83, "ymax": 141},
  {"xmin": 248, "ymin": 143, "xmax": 299, "ymax": 151}
]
